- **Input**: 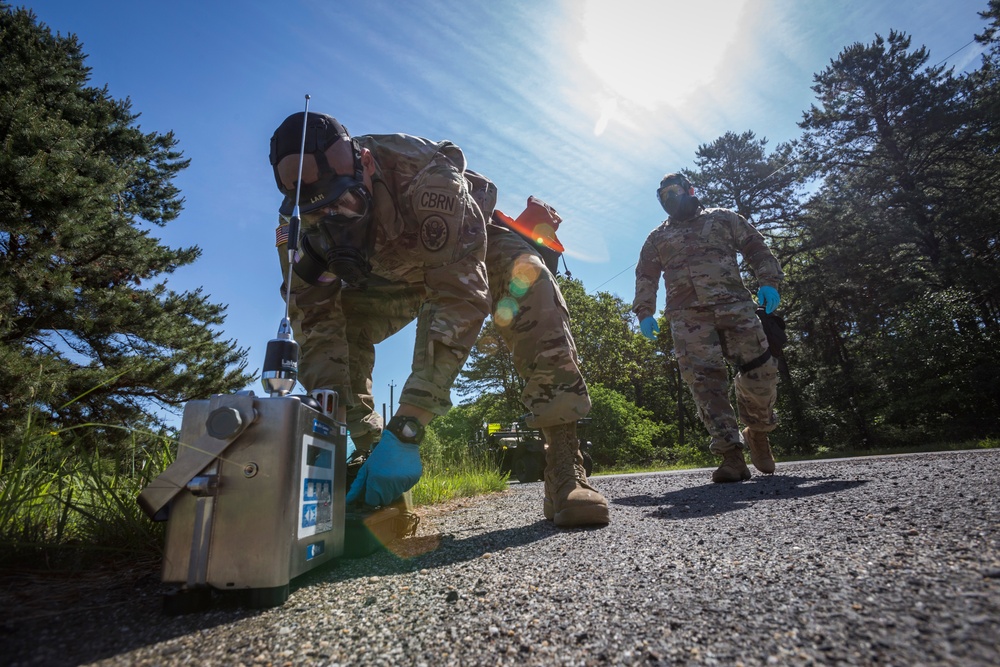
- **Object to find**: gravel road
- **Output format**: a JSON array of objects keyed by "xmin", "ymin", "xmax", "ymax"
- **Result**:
[{"xmin": 3, "ymin": 449, "xmax": 998, "ymax": 666}]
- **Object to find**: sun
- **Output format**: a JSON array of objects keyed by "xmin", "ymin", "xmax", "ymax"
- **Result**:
[{"xmin": 576, "ymin": 0, "xmax": 747, "ymax": 133}]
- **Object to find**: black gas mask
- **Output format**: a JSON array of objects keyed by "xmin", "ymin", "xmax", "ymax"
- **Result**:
[
  {"xmin": 270, "ymin": 113, "xmax": 376, "ymax": 287},
  {"xmin": 290, "ymin": 141, "xmax": 375, "ymax": 287},
  {"xmin": 657, "ymin": 175, "xmax": 701, "ymax": 221}
]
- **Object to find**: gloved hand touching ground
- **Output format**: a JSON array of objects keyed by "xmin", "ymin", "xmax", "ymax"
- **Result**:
[{"xmin": 345, "ymin": 430, "xmax": 422, "ymax": 507}]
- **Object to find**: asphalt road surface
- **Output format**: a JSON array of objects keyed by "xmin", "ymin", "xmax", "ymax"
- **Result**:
[{"xmin": 3, "ymin": 449, "xmax": 998, "ymax": 666}]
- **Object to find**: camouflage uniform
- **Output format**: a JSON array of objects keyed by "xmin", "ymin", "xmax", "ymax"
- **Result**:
[
  {"xmin": 462, "ymin": 172, "xmax": 591, "ymax": 430},
  {"xmin": 632, "ymin": 207, "xmax": 783, "ymax": 453},
  {"xmin": 485, "ymin": 225, "xmax": 591, "ymax": 428},
  {"xmin": 276, "ymin": 134, "xmax": 490, "ymax": 445}
]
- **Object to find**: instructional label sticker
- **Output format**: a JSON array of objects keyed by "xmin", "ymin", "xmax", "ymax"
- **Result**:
[
  {"xmin": 298, "ymin": 434, "xmax": 336, "ymax": 539},
  {"xmin": 301, "ymin": 478, "xmax": 332, "ymax": 530}
]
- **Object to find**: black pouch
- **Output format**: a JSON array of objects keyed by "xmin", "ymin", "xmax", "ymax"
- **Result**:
[
  {"xmin": 740, "ymin": 307, "xmax": 788, "ymax": 374},
  {"xmin": 756, "ymin": 307, "xmax": 787, "ymax": 358}
]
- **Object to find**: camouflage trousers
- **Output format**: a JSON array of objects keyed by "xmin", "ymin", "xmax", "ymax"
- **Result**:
[
  {"xmin": 668, "ymin": 301, "xmax": 779, "ymax": 454},
  {"xmin": 485, "ymin": 228, "xmax": 591, "ymax": 429},
  {"xmin": 280, "ymin": 262, "xmax": 450, "ymax": 448}
]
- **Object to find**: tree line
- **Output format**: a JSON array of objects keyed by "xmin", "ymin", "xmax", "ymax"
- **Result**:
[
  {"xmin": 3, "ymin": 4, "xmax": 999, "ymax": 476},
  {"xmin": 452, "ymin": 6, "xmax": 1000, "ymax": 465}
]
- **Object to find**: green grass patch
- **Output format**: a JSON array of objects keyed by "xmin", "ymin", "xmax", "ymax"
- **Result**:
[
  {"xmin": 1, "ymin": 420, "xmax": 173, "ymax": 569},
  {"xmin": 412, "ymin": 457, "xmax": 509, "ymax": 506}
]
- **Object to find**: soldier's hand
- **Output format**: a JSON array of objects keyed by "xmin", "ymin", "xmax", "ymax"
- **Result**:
[
  {"xmin": 345, "ymin": 430, "xmax": 422, "ymax": 507},
  {"xmin": 639, "ymin": 316, "xmax": 660, "ymax": 340},
  {"xmin": 757, "ymin": 286, "xmax": 780, "ymax": 314}
]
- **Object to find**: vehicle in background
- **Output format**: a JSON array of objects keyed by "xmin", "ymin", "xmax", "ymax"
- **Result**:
[{"xmin": 471, "ymin": 418, "xmax": 595, "ymax": 483}]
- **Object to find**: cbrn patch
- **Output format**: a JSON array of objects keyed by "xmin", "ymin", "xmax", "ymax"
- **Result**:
[{"xmin": 417, "ymin": 189, "xmax": 457, "ymax": 214}]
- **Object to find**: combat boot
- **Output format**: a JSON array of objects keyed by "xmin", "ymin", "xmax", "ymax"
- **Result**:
[
  {"xmin": 542, "ymin": 423, "xmax": 609, "ymax": 527},
  {"xmin": 712, "ymin": 446, "xmax": 752, "ymax": 483},
  {"xmin": 742, "ymin": 427, "xmax": 775, "ymax": 474}
]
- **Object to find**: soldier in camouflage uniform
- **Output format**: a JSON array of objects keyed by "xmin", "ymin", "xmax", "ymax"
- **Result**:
[
  {"xmin": 470, "ymin": 182, "xmax": 608, "ymax": 527},
  {"xmin": 632, "ymin": 173, "xmax": 783, "ymax": 483},
  {"xmin": 270, "ymin": 112, "xmax": 491, "ymax": 508},
  {"xmin": 270, "ymin": 112, "xmax": 607, "ymax": 526}
]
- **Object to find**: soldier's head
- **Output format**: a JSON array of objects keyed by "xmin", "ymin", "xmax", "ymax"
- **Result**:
[
  {"xmin": 269, "ymin": 112, "xmax": 376, "ymax": 216},
  {"xmin": 269, "ymin": 112, "xmax": 377, "ymax": 286},
  {"xmin": 656, "ymin": 173, "xmax": 701, "ymax": 221}
]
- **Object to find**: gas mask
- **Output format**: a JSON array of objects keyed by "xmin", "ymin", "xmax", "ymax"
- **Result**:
[
  {"xmin": 657, "ymin": 177, "xmax": 701, "ymax": 221},
  {"xmin": 290, "ymin": 141, "xmax": 375, "ymax": 287}
]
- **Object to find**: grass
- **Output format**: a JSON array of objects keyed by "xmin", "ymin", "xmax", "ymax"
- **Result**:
[
  {"xmin": 0, "ymin": 422, "xmax": 172, "ymax": 570},
  {"xmin": 412, "ymin": 456, "xmax": 510, "ymax": 506}
]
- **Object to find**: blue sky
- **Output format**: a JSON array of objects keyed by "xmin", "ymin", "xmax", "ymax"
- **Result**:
[{"xmin": 19, "ymin": 0, "xmax": 989, "ymax": 423}]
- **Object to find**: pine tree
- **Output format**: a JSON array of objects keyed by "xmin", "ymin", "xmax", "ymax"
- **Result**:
[
  {"xmin": 0, "ymin": 6, "xmax": 251, "ymax": 455},
  {"xmin": 792, "ymin": 30, "xmax": 1000, "ymax": 444}
]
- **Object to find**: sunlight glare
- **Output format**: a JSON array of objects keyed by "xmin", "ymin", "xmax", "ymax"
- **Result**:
[{"xmin": 578, "ymin": 0, "xmax": 747, "ymax": 134}]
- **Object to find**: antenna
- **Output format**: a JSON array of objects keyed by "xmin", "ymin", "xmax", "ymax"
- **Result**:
[{"xmin": 261, "ymin": 94, "xmax": 310, "ymax": 396}]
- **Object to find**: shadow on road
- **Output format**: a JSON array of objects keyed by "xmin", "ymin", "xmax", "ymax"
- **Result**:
[
  {"xmin": 613, "ymin": 473, "xmax": 868, "ymax": 520},
  {"xmin": 303, "ymin": 517, "xmax": 562, "ymax": 587}
]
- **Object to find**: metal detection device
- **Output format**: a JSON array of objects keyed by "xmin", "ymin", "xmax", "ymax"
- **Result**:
[
  {"xmin": 138, "ymin": 97, "xmax": 397, "ymax": 613},
  {"xmin": 138, "ymin": 389, "xmax": 347, "ymax": 612}
]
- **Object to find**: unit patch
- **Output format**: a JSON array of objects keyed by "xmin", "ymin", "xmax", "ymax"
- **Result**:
[
  {"xmin": 420, "ymin": 215, "xmax": 449, "ymax": 252},
  {"xmin": 417, "ymin": 190, "xmax": 457, "ymax": 214}
]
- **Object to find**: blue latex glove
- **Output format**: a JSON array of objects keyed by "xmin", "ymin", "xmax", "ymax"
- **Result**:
[
  {"xmin": 639, "ymin": 316, "xmax": 660, "ymax": 340},
  {"xmin": 757, "ymin": 286, "xmax": 780, "ymax": 314},
  {"xmin": 345, "ymin": 430, "xmax": 422, "ymax": 507}
]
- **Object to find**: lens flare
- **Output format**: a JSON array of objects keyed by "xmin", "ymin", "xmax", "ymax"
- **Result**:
[
  {"xmin": 510, "ymin": 256, "xmax": 541, "ymax": 298},
  {"xmin": 494, "ymin": 297, "xmax": 519, "ymax": 327},
  {"xmin": 532, "ymin": 223, "xmax": 557, "ymax": 248}
]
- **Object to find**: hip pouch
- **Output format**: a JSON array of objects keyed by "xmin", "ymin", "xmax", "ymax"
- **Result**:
[{"xmin": 740, "ymin": 307, "xmax": 788, "ymax": 373}]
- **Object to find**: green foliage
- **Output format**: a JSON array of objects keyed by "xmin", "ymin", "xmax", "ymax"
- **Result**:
[
  {"xmin": 412, "ymin": 456, "xmax": 509, "ymax": 506},
  {"xmin": 0, "ymin": 6, "xmax": 251, "ymax": 455},
  {"xmin": 454, "ymin": 321, "xmax": 524, "ymax": 418},
  {"xmin": 558, "ymin": 277, "xmax": 649, "ymax": 402},
  {"xmin": 0, "ymin": 427, "xmax": 72, "ymax": 556},
  {"xmin": 784, "ymin": 27, "xmax": 1000, "ymax": 449},
  {"xmin": 0, "ymin": 407, "xmax": 172, "ymax": 568},
  {"xmin": 416, "ymin": 406, "xmax": 511, "ymax": 506},
  {"xmin": 687, "ymin": 130, "xmax": 803, "ymax": 235},
  {"xmin": 585, "ymin": 384, "xmax": 668, "ymax": 466}
]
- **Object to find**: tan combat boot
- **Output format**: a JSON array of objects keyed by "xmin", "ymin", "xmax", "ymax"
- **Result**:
[
  {"xmin": 542, "ymin": 423, "xmax": 609, "ymax": 527},
  {"xmin": 742, "ymin": 427, "xmax": 776, "ymax": 474},
  {"xmin": 712, "ymin": 446, "xmax": 752, "ymax": 483}
]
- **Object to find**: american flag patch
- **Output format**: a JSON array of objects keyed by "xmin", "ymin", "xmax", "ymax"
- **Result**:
[{"xmin": 275, "ymin": 224, "xmax": 289, "ymax": 247}]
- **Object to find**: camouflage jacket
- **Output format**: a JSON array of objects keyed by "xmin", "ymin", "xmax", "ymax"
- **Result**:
[
  {"xmin": 632, "ymin": 207, "xmax": 783, "ymax": 319},
  {"xmin": 277, "ymin": 133, "xmax": 490, "ymax": 413}
]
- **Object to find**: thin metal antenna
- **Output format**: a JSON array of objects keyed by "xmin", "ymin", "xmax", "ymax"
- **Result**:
[
  {"xmin": 283, "ymin": 93, "xmax": 311, "ymax": 324},
  {"xmin": 261, "ymin": 95, "xmax": 310, "ymax": 396}
]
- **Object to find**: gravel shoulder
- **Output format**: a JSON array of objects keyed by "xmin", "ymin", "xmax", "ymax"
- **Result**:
[{"xmin": 2, "ymin": 449, "xmax": 998, "ymax": 666}]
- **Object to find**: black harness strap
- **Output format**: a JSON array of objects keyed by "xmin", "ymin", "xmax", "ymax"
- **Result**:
[{"xmin": 739, "ymin": 348, "xmax": 772, "ymax": 374}]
